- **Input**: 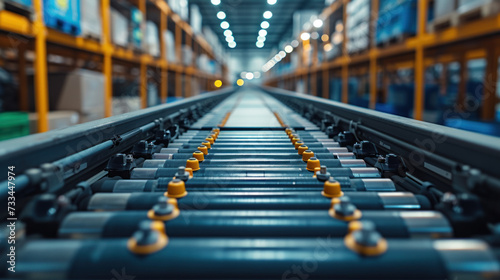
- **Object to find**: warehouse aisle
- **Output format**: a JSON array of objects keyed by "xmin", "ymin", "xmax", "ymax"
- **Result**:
[{"xmin": 224, "ymin": 89, "xmax": 283, "ymax": 128}]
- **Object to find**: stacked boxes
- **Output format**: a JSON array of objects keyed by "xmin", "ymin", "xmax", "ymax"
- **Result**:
[
  {"xmin": 43, "ymin": 0, "xmax": 81, "ymax": 35},
  {"xmin": 79, "ymin": 0, "xmax": 101, "ymax": 40},
  {"xmin": 163, "ymin": 30, "xmax": 176, "ymax": 63},
  {"xmin": 110, "ymin": 8, "xmax": 129, "ymax": 48},
  {"xmin": 190, "ymin": 4, "xmax": 202, "ymax": 34},
  {"xmin": 47, "ymin": 69, "xmax": 105, "ymax": 123},
  {"xmin": 346, "ymin": 0, "xmax": 370, "ymax": 53},
  {"xmin": 144, "ymin": 21, "xmax": 160, "ymax": 57},
  {"xmin": 130, "ymin": 7, "xmax": 143, "ymax": 50},
  {"xmin": 376, "ymin": 0, "xmax": 417, "ymax": 45}
]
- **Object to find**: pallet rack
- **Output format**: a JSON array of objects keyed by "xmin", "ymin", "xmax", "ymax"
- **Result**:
[
  {"xmin": 265, "ymin": 0, "xmax": 500, "ymax": 122},
  {"xmin": 0, "ymin": 0, "xmax": 228, "ymax": 133}
]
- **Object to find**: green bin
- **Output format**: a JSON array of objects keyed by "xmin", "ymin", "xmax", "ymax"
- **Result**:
[{"xmin": 0, "ymin": 112, "xmax": 30, "ymax": 141}]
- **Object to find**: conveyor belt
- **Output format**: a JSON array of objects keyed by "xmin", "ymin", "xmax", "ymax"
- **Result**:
[{"xmin": 2, "ymin": 87, "xmax": 500, "ymax": 279}]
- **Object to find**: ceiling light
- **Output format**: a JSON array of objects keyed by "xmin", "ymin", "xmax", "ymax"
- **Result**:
[
  {"xmin": 274, "ymin": 54, "xmax": 281, "ymax": 61},
  {"xmin": 224, "ymin": 30, "xmax": 232, "ymax": 36},
  {"xmin": 324, "ymin": 43, "xmax": 333, "ymax": 52},
  {"xmin": 259, "ymin": 29, "xmax": 267, "ymax": 36},
  {"xmin": 261, "ymin": 21, "xmax": 270, "ymax": 29},
  {"xmin": 267, "ymin": 0, "xmax": 277, "ymax": 4},
  {"xmin": 284, "ymin": 45, "xmax": 293, "ymax": 53},
  {"xmin": 226, "ymin": 36, "xmax": 234, "ymax": 42},
  {"xmin": 228, "ymin": 41, "xmax": 236, "ymax": 48},
  {"xmin": 253, "ymin": 72, "xmax": 261, "ymax": 79},
  {"xmin": 263, "ymin": 11, "xmax": 273, "ymax": 19},
  {"xmin": 245, "ymin": 72, "xmax": 254, "ymax": 80},
  {"xmin": 321, "ymin": 34, "xmax": 329, "ymax": 42},
  {"xmin": 313, "ymin": 19, "xmax": 323, "ymax": 28},
  {"xmin": 279, "ymin": 51, "xmax": 286, "ymax": 58},
  {"xmin": 300, "ymin": 32, "xmax": 310, "ymax": 41},
  {"xmin": 257, "ymin": 36, "xmax": 266, "ymax": 42},
  {"xmin": 240, "ymin": 72, "xmax": 247, "ymax": 79},
  {"xmin": 311, "ymin": 32, "xmax": 319, "ymax": 40},
  {"xmin": 291, "ymin": 40, "xmax": 299, "ymax": 47},
  {"xmin": 217, "ymin": 11, "xmax": 226, "ymax": 19},
  {"xmin": 220, "ymin": 21, "xmax": 229, "ymax": 29},
  {"xmin": 256, "ymin": 41, "xmax": 264, "ymax": 48},
  {"xmin": 211, "ymin": 0, "xmax": 221, "ymax": 5}
]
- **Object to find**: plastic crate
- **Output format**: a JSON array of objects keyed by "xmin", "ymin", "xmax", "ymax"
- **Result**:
[
  {"xmin": 376, "ymin": 0, "xmax": 417, "ymax": 44},
  {"xmin": 43, "ymin": 0, "xmax": 81, "ymax": 35},
  {"xmin": 0, "ymin": 112, "xmax": 29, "ymax": 141}
]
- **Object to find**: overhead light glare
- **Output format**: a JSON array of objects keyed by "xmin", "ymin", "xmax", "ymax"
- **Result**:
[
  {"xmin": 245, "ymin": 72, "xmax": 254, "ymax": 80},
  {"xmin": 259, "ymin": 29, "xmax": 267, "ymax": 36},
  {"xmin": 284, "ymin": 45, "xmax": 293, "ymax": 53},
  {"xmin": 291, "ymin": 40, "xmax": 299, "ymax": 47},
  {"xmin": 257, "ymin": 36, "xmax": 266, "ymax": 42},
  {"xmin": 228, "ymin": 41, "xmax": 236, "ymax": 48},
  {"xmin": 220, "ymin": 21, "xmax": 230, "ymax": 29},
  {"xmin": 256, "ymin": 41, "xmax": 264, "ymax": 48},
  {"xmin": 313, "ymin": 19, "xmax": 323, "ymax": 28},
  {"xmin": 224, "ymin": 30, "xmax": 232, "ymax": 36},
  {"xmin": 261, "ymin": 21, "xmax": 270, "ymax": 29},
  {"xmin": 300, "ymin": 32, "xmax": 310, "ymax": 41},
  {"xmin": 211, "ymin": 0, "xmax": 221, "ymax": 5},
  {"xmin": 263, "ymin": 11, "xmax": 273, "ymax": 19},
  {"xmin": 279, "ymin": 51, "xmax": 286, "ymax": 58},
  {"xmin": 217, "ymin": 11, "xmax": 226, "ymax": 19},
  {"xmin": 267, "ymin": 0, "xmax": 277, "ymax": 4}
]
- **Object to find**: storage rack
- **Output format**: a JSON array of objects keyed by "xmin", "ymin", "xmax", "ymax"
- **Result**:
[
  {"xmin": 0, "ymin": 0, "xmax": 229, "ymax": 133},
  {"xmin": 264, "ymin": 0, "xmax": 500, "ymax": 122}
]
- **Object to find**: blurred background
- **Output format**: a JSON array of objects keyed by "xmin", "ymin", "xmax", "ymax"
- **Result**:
[{"xmin": 0, "ymin": 0, "xmax": 499, "ymax": 140}]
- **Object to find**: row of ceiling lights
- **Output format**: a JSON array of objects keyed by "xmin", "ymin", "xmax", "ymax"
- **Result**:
[
  {"xmin": 262, "ymin": 18, "xmax": 324, "ymax": 72},
  {"xmin": 256, "ymin": 0, "xmax": 277, "ymax": 48},
  {"xmin": 212, "ymin": 0, "xmax": 237, "ymax": 48}
]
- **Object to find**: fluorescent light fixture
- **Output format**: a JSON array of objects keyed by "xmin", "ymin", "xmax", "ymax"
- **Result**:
[
  {"xmin": 263, "ymin": 11, "xmax": 273, "ymax": 19},
  {"xmin": 259, "ymin": 29, "xmax": 267, "ymax": 37},
  {"xmin": 260, "ymin": 21, "xmax": 270, "ymax": 29},
  {"xmin": 217, "ymin": 11, "xmax": 226, "ymax": 19},
  {"xmin": 300, "ymin": 32, "xmax": 310, "ymax": 41},
  {"xmin": 245, "ymin": 72, "xmax": 254, "ymax": 80},
  {"xmin": 211, "ymin": 0, "xmax": 221, "ymax": 5},
  {"xmin": 313, "ymin": 19, "xmax": 323, "ymax": 28},
  {"xmin": 224, "ymin": 30, "xmax": 232, "ymax": 37},
  {"xmin": 220, "ymin": 21, "xmax": 230, "ymax": 29},
  {"xmin": 284, "ymin": 45, "xmax": 293, "ymax": 53}
]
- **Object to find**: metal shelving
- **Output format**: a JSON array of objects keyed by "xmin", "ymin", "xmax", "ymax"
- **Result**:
[
  {"xmin": 265, "ymin": 0, "xmax": 500, "ymax": 122},
  {"xmin": 0, "ymin": 0, "xmax": 229, "ymax": 133}
]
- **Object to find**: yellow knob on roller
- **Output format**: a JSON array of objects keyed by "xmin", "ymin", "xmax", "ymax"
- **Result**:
[
  {"xmin": 306, "ymin": 157, "xmax": 321, "ymax": 171},
  {"xmin": 205, "ymin": 136, "xmax": 215, "ymax": 144},
  {"xmin": 285, "ymin": 128, "xmax": 292, "ymax": 135},
  {"xmin": 210, "ymin": 133, "xmax": 218, "ymax": 140},
  {"xmin": 127, "ymin": 221, "xmax": 168, "ymax": 255},
  {"xmin": 322, "ymin": 178, "xmax": 344, "ymax": 198},
  {"xmin": 202, "ymin": 141, "xmax": 211, "ymax": 149},
  {"xmin": 197, "ymin": 145, "xmax": 208, "ymax": 155},
  {"xmin": 302, "ymin": 150, "xmax": 314, "ymax": 162},
  {"xmin": 185, "ymin": 167, "xmax": 193, "ymax": 178},
  {"xmin": 344, "ymin": 221, "xmax": 388, "ymax": 257},
  {"xmin": 165, "ymin": 179, "xmax": 188, "ymax": 198},
  {"xmin": 298, "ymin": 145, "xmax": 308, "ymax": 155},
  {"xmin": 347, "ymin": 221, "xmax": 363, "ymax": 233},
  {"xmin": 291, "ymin": 136, "xmax": 300, "ymax": 145},
  {"xmin": 294, "ymin": 141, "xmax": 304, "ymax": 150},
  {"xmin": 186, "ymin": 157, "xmax": 200, "ymax": 171},
  {"xmin": 192, "ymin": 151, "xmax": 205, "ymax": 162},
  {"xmin": 288, "ymin": 132, "xmax": 296, "ymax": 140}
]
